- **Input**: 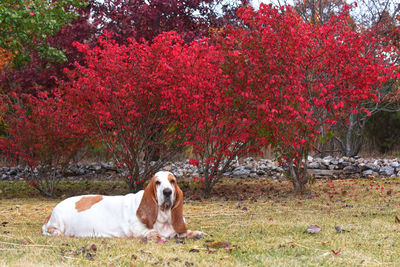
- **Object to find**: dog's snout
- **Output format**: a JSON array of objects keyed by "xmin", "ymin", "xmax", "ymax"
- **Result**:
[{"xmin": 163, "ymin": 188, "xmax": 172, "ymax": 197}]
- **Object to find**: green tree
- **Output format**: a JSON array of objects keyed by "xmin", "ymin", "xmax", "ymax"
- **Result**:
[{"xmin": 0, "ymin": 0, "xmax": 86, "ymax": 68}]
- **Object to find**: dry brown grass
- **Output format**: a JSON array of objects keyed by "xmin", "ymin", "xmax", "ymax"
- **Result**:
[{"xmin": 1, "ymin": 177, "xmax": 400, "ymax": 266}]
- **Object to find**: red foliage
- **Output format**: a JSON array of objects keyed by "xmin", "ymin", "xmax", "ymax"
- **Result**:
[
  {"xmin": 1, "ymin": 3, "xmax": 396, "ymax": 196},
  {"xmin": 0, "ymin": 0, "xmax": 245, "ymax": 95},
  {"xmin": 90, "ymin": 0, "xmax": 247, "ymax": 44},
  {"xmin": 61, "ymin": 31, "xmax": 257, "ymax": 195},
  {"xmin": 62, "ymin": 32, "xmax": 193, "ymax": 191},
  {"xmin": 165, "ymin": 38, "xmax": 258, "ymax": 196},
  {"xmin": 218, "ymin": 4, "xmax": 397, "ymax": 191},
  {"xmin": 0, "ymin": 91, "xmax": 87, "ymax": 196}
]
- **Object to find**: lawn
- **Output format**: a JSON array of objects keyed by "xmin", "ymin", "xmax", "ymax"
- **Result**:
[{"xmin": 1, "ymin": 177, "xmax": 400, "ymax": 266}]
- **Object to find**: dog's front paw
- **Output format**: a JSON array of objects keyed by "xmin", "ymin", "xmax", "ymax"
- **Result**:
[
  {"xmin": 145, "ymin": 231, "xmax": 164, "ymax": 241},
  {"xmin": 187, "ymin": 230, "xmax": 204, "ymax": 239}
]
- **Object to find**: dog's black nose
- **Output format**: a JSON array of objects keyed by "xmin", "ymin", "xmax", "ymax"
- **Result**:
[{"xmin": 163, "ymin": 188, "xmax": 172, "ymax": 197}]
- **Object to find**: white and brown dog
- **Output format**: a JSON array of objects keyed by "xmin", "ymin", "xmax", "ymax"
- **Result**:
[{"xmin": 42, "ymin": 171, "xmax": 203, "ymax": 240}]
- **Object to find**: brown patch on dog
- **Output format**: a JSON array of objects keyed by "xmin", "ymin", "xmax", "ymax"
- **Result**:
[
  {"xmin": 75, "ymin": 195, "xmax": 103, "ymax": 212},
  {"xmin": 168, "ymin": 173, "xmax": 176, "ymax": 184},
  {"xmin": 44, "ymin": 213, "xmax": 51, "ymax": 225},
  {"xmin": 137, "ymin": 177, "xmax": 158, "ymax": 229},
  {"xmin": 170, "ymin": 174, "xmax": 187, "ymax": 234}
]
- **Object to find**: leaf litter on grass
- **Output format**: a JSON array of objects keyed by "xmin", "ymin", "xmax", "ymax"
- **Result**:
[{"xmin": 2, "ymin": 177, "xmax": 400, "ymax": 265}]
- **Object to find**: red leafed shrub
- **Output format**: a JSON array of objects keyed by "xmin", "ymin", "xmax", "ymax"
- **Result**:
[
  {"xmin": 0, "ymin": 91, "xmax": 87, "ymax": 196},
  {"xmin": 62, "ymin": 32, "xmax": 190, "ymax": 192},
  {"xmin": 164, "ymin": 39, "xmax": 258, "ymax": 196},
  {"xmin": 63, "ymin": 32, "xmax": 257, "ymax": 196},
  {"xmin": 3, "ymin": 4, "xmax": 394, "ymax": 197},
  {"xmin": 217, "ymin": 4, "xmax": 397, "ymax": 191}
]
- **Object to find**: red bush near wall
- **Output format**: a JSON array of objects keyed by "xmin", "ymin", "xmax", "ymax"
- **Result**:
[
  {"xmin": 62, "ymin": 32, "xmax": 193, "ymax": 192},
  {"xmin": 2, "ymin": 4, "xmax": 396, "ymax": 196},
  {"xmin": 0, "ymin": 91, "xmax": 87, "ymax": 196},
  {"xmin": 218, "ymin": 4, "xmax": 397, "ymax": 191}
]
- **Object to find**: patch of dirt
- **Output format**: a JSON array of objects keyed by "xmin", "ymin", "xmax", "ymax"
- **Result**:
[
  {"xmin": 1, "ymin": 169, "xmax": 297, "ymax": 201},
  {"xmin": 180, "ymin": 178, "xmax": 296, "ymax": 201}
]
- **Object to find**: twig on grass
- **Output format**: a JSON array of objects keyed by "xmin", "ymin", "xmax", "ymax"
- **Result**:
[
  {"xmin": 26, "ymin": 236, "xmax": 35, "ymax": 244},
  {"xmin": 0, "ymin": 247, "xmax": 50, "ymax": 251},
  {"xmin": 62, "ymin": 255, "xmax": 96, "ymax": 263},
  {"xmin": 0, "ymin": 240, "xmax": 69, "ymax": 248},
  {"xmin": 110, "ymin": 254, "xmax": 129, "ymax": 262}
]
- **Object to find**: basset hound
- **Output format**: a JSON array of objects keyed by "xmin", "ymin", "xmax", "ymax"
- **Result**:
[{"xmin": 42, "ymin": 171, "xmax": 203, "ymax": 240}]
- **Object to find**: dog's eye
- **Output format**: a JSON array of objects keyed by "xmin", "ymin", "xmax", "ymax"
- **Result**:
[
  {"xmin": 155, "ymin": 181, "xmax": 161, "ymax": 185},
  {"xmin": 170, "ymin": 180, "xmax": 175, "ymax": 184}
]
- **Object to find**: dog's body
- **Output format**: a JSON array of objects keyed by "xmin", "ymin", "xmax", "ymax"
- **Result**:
[{"xmin": 42, "ymin": 171, "xmax": 203, "ymax": 239}]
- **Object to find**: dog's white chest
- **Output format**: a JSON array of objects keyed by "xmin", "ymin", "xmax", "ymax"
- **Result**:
[{"xmin": 154, "ymin": 210, "xmax": 175, "ymax": 238}]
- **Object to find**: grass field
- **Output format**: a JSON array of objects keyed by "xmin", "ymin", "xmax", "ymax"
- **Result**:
[{"xmin": 1, "ymin": 177, "xmax": 400, "ymax": 266}]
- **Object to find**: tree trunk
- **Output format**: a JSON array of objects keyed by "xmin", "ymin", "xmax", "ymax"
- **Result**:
[
  {"xmin": 345, "ymin": 113, "xmax": 355, "ymax": 156},
  {"xmin": 288, "ymin": 163, "xmax": 308, "ymax": 193},
  {"xmin": 202, "ymin": 164, "xmax": 213, "ymax": 198},
  {"xmin": 126, "ymin": 168, "xmax": 145, "ymax": 193}
]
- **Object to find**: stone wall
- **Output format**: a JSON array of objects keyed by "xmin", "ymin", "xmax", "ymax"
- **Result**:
[{"xmin": 1, "ymin": 156, "xmax": 399, "ymax": 181}]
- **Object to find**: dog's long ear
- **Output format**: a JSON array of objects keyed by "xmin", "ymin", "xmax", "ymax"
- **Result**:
[
  {"xmin": 171, "ymin": 178, "xmax": 187, "ymax": 234},
  {"xmin": 137, "ymin": 177, "xmax": 158, "ymax": 229}
]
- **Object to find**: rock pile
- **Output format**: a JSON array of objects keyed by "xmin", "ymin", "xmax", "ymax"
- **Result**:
[
  {"xmin": 1, "ymin": 156, "xmax": 400, "ymax": 181},
  {"xmin": 162, "ymin": 156, "xmax": 400, "ymax": 180}
]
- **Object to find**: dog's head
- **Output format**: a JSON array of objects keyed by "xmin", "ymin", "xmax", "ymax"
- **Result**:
[{"xmin": 136, "ymin": 171, "xmax": 187, "ymax": 234}]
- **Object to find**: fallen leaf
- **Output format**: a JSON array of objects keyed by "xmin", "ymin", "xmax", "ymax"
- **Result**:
[
  {"xmin": 304, "ymin": 225, "xmax": 321, "ymax": 234},
  {"xmin": 206, "ymin": 248, "xmax": 217, "ymax": 254},
  {"xmin": 88, "ymin": 244, "xmax": 97, "ymax": 252},
  {"xmin": 335, "ymin": 226, "xmax": 350, "ymax": 233},
  {"xmin": 175, "ymin": 239, "xmax": 186, "ymax": 244},
  {"xmin": 189, "ymin": 249, "xmax": 200, "ymax": 253},
  {"xmin": 131, "ymin": 254, "xmax": 137, "ymax": 260},
  {"xmin": 139, "ymin": 249, "xmax": 152, "ymax": 256},
  {"xmin": 85, "ymin": 252, "xmax": 94, "ymax": 260},
  {"xmin": 206, "ymin": 241, "xmax": 232, "ymax": 249},
  {"xmin": 395, "ymin": 216, "xmax": 400, "ymax": 224},
  {"xmin": 331, "ymin": 249, "xmax": 341, "ymax": 255}
]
